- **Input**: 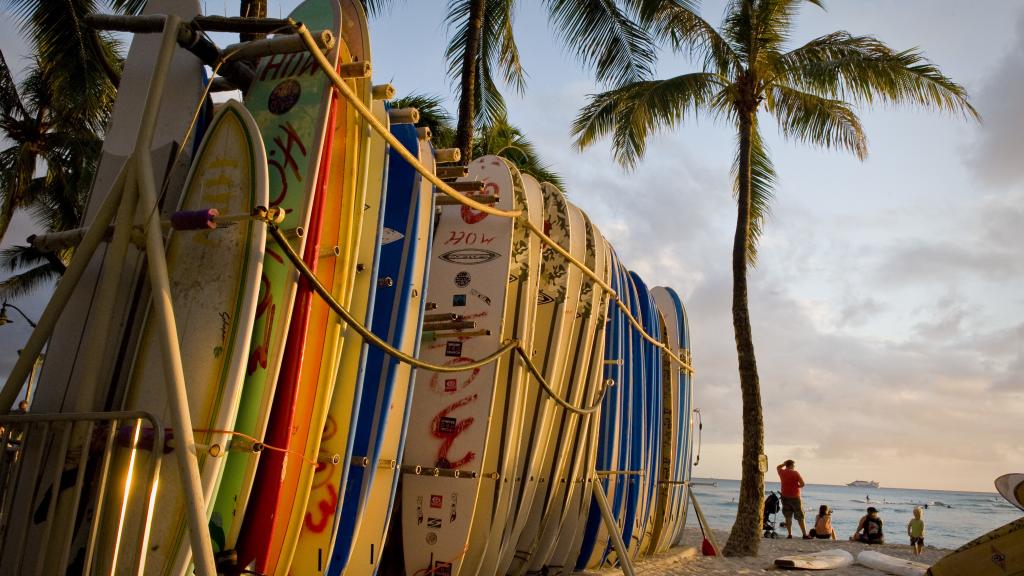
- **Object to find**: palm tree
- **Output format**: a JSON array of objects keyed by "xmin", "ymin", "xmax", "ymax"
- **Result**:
[
  {"xmin": 572, "ymin": 0, "xmax": 977, "ymax": 556},
  {"xmin": 392, "ymin": 92, "xmax": 563, "ymax": 187},
  {"xmin": 0, "ymin": 0, "xmax": 119, "ymax": 301},
  {"xmin": 443, "ymin": 0, "xmax": 662, "ymax": 162}
]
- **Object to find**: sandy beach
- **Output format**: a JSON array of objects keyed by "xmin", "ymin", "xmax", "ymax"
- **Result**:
[{"xmin": 578, "ymin": 528, "xmax": 950, "ymax": 575}]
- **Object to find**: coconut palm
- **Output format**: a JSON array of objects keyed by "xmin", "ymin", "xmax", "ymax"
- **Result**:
[
  {"xmin": 443, "ymin": 0, "xmax": 663, "ymax": 162},
  {"xmin": 572, "ymin": 0, "xmax": 977, "ymax": 556},
  {"xmin": 392, "ymin": 92, "xmax": 563, "ymax": 187}
]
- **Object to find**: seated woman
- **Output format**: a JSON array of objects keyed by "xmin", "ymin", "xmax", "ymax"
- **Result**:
[
  {"xmin": 850, "ymin": 506, "xmax": 885, "ymax": 544},
  {"xmin": 809, "ymin": 505, "xmax": 836, "ymax": 539}
]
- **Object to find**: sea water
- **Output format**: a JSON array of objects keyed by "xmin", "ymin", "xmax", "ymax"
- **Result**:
[{"xmin": 690, "ymin": 478, "xmax": 1022, "ymax": 549}]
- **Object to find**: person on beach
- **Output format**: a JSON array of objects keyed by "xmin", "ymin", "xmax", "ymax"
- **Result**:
[
  {"xmin": 850, "ymin": 506, "xmax": 885, "ymax": 544},
  {"xmin": 907, "ymin": 506, "xmax": 925, "ymax": 555},
  {"xmin": 809, "ymin": 505, "xmax": 836, "ymax": 539},
  {"xmin": 776, "ymin": 460, "xmax": 809, "ymax": 539}
]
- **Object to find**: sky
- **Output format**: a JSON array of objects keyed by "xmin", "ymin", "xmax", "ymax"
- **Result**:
[{"xmin": 1, "ymin": 0, "xmax": 1022, "ymax": 493}]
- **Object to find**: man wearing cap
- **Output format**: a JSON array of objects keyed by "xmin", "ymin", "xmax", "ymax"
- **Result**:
[{"xmin": 777, "ymin": 459, "xmax": 809, "ymax": 539}]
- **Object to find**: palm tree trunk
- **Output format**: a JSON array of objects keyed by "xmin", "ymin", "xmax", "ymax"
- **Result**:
[
  {"xmin": 240, "ymin": 0, "xmax": 268, "ymax": 41},
  {"xmin": 723, "ymin": 108, "xmax": 765, "ymax": 557},
  {"xmin": 455, "ymin": 0, "xmax": 486, "ymax": 164}
]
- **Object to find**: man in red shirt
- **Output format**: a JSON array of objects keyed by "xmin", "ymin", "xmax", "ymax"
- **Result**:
[{"xmin": 777, "ymin": 459, "xmax": 809, "ymax": 539}]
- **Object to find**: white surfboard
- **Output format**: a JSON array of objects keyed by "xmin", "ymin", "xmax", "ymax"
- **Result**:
[
  {"xmin": 857, "ymin": 550, "xmax": 928, "ymax": 576},
  {"xmin": 401, "ymin": 155, "xmax": 541, "ymax": 576},
  {"xmin": 995, "ymin": 473, "xmax": 1024, "ymax": 511},
  {"xmin": 774, "ymin": 548, "xmax": 854, "ymax": 569}
]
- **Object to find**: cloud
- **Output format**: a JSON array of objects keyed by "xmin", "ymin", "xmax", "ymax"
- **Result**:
[{"xmin": 970, "ymin": 13, "xmax": 1024, "ymax": 187}]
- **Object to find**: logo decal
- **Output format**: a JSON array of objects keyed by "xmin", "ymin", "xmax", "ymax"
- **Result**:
[
  {"xmin": 438, "ymin": 417, "xmax": 458, "ymax": 434},
  {"xmin": 416, "ymin": 496, "xmax": 424, "ymax": 524},
  {"xmin": 439, "ymin": 249, "xmax": 500, "ymax": 265},
  {"xmin": 268, "ymin": 79, "xmax": 301, "ymax": 115},
  {"xmin": 452, "ymin": 294, "xmax": 467, "ymax": 307},
  {"xmin": 380, "ymin": 227, "xmax": 405, "ymax": 245},
  {"xmin": 427, "ymin": 517, "xmax": 443, "ymax": 529},
  {"xmin": 445, "ymin": 341, "xmax": 463, "ymax": 357},
  {"xmin": 426, "ymin": 532, "xmax": 437, "ymax": 545},
  {"xmin": 471, "ymin": 289, "xmax": 491, "ymax": 305},
  {"xmin": 444, "ymin": 379, "xmax": 458, "ymax": 392},
  {"xmin": 537, "ymin": 291, "xmax": 555, "ymax": 305},
  {"xmin": 430, "ymin": 494, "xmax": 443, "ymax": 508},
  {"xmin": 454, "ymin": 271, "xmax": 472, "ymax": 287}
]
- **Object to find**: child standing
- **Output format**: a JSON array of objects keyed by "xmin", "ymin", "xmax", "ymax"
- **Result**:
[
  {"xmin": 809, "ymin": 505, "xmax": 836, "ymax": 539},
  {"xmin": 907, "ymin": 507, "xmax": 925, "ymax": 555}
]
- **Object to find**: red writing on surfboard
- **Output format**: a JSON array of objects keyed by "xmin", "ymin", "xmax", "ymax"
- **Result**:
[
  {"xmin": 259, "ymin": 52, "xmax": 323, "ymax": 82},
  {"xmin": 444, "ymin": 230, "xmax": 496, "ymax": 246},
  {"xmin": 459, "ymin": 182, "xmax": 500, "ymax": 224},
  {"xmin": 247, "ymin": 275, "xmax": 276, "ymax": 375},
  {"xmin": 267, "ymin": 122, "xmax": 308, "ymax": 206},
  {"xmin": 303, "ymin": 483, "xmax": 338, "ymax": 533},
  {"xmin": 431, "ymin": 394, "xmax": 478, "ymax": 469}
]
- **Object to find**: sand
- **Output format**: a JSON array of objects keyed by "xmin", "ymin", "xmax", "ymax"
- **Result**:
[{"xmin": 577, "ymin": 528, "xmax": 950, "ymax": 575}]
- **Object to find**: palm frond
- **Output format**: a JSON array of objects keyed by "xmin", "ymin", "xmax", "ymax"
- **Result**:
[
  {"xmin": 766, "ymin": 84, "xmax": 866, "ymax": 158},
  {"xmin": 0, "ymin": 51, "xmax": 27, "ymax": 121},
  {"xmin": 107, "ymin": 0, "xmax": 146, "ymax": 14},
  {"xmin": 446, "ymin": 0, "xmax": 522, "ymax": 127},
  {"xmin": 652, "ymin": 1, "xmax": 740, "ymax": 77},
  {"xmin": 0, "ymin": 257, "xmax": 62, "ymax": 300},
  {"xmin": 544, "ymin": 0, "xmax": 657, "ymax": 85},
  {"xmin": 474, "ymin": 116, "xmax": 564, "ymax": 188},
  {"xmin": 732, "ymin": 118, "xmax": 775, "ymax": 266},
  {"xmin": 774, "ymin": 31, "xmax": 979, "ymax": 120},
  {"xmin": 3, "ymin": 0, "xmax": 122, "ymax": 102},
  {"xmin": 572, "ymin": 72, "xmax": 725, "ymax": 169},
  {"xmin": 751, "ymin": 0, "xmax": 824, "ymax": 60},
  {"xmin": 360, "ymin": 0, "xmax": 401, "ymax": 16}
]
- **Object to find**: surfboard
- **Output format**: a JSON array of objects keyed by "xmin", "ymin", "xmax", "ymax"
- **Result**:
[
  {"xmin": 576, "ymin": 248, "xmax": 631, "ymax": 570},
  {"xmin": 927, "ymin": 517, "xmax": 1024, "ymax": 576},
  {"xmin": 612, "ymin": 269, "xmax": 645, "ymax": 563},
  {"xmin": 527, "ymin": 210, "xmax": 610, "ymax": 574},
  {"xmin": 629, "ymin": 271, "xmax": 661, "ymax": 560},
  {"xmin": 84, "ymin": 99, "xmax": 268, "ymax": 575},
  {"xmin": 649, "ymin": 286, "xmax": 693, "ymax": 549},
  {"xmin": 463, "ymin": 160, "xmax": 544, "ymax": 576},
  {"xmin": 774, "ymin": 549, "xmax": 854, "ymax": 569},
  {"xmin": 487, "ymin": 177, "xmax": 583, "ymax": 574},
  {"xmin": 290, "ymin": 94, "xmax": 388, "ymax": 575},
  {"xmin": 401, "ymin": 155, "xmax": 540, "ymax": 576},
  {"xmin": 647, "ymin": 286, "xmax": 682, "ymax": 555},
  {"xmin": 857, "ymin": 550, "xmax": 928, "ymax": 576},
  {"xmin": 328, "ymin": 117, "xmax": 434, "ymax": 576},
  {"xmin": 667, "ymin": 288, "xmax": 693, "ymax": 547},
  {"xmin": 506, "ymin": 191, "xmax": 589, "ymax": 574},
  {"xmin": 234, "ymin": 34, "xmax": 348, "ymax": 575},
  {"xmin": 210, "ymin": 0, "xmax": 342, "ymax": 558},
  {"xmin": 3, "ymin": 2, "xmax": 205, "ymax": 573},
  {"xmin": 287, "ymin": 3, "xmax": 379, "ymax": 570},
  {"xmin": 996, "ymin": 473, "xmax": 1024, "ymax": 512}
]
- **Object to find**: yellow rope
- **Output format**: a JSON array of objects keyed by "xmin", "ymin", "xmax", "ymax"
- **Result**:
[{"xmin": 290, "ymin": 21, "xmax": 695, "ymax": 377}]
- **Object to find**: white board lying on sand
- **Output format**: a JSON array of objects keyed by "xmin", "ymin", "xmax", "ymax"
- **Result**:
[
  {"xmin": 995, "ymin": 473, "xmax": 1024, "ymax": 511},
  {"xmin": 857, "ymin": 550, "xmax": 928, "ymax": 576},
  {"xmin": 774, "ymin": 549, "xmax": 854, "ymax": 569}
]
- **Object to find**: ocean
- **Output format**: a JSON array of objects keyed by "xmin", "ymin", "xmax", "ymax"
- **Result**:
[{"xmin": 689, "ymin": 478, "xmax": 1022, "ymax": 550}]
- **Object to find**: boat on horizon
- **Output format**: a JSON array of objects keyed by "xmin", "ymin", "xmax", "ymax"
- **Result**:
[{"xmin": 848, "ymin": 480, "xmax": 880, "ymax": 489}]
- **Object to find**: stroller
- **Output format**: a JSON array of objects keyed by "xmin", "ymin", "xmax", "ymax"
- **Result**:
[{"xmin": 763, "ymin": 491, "xmax": 781, "ymax": 538}]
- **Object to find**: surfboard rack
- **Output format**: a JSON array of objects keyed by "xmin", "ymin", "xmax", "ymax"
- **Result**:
[
  {"xmin": 0, "ymin": 411, "xmax": 164, "ymax": 575},
  {"xmin": 84, "ymin": 13, "xmax": 336, "ymax": 92},
  {"xmin": 0, "ymin": 16, "xmax": 224, "ymax": 575}
]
